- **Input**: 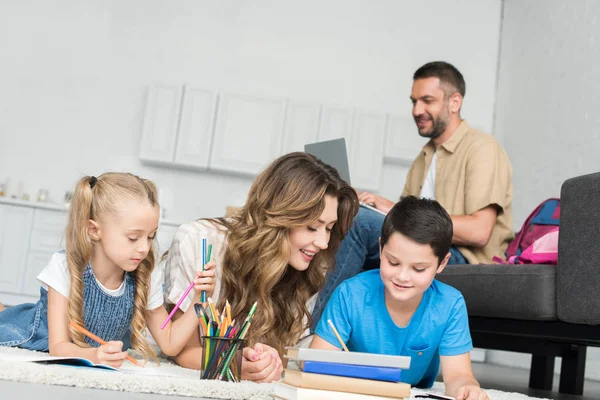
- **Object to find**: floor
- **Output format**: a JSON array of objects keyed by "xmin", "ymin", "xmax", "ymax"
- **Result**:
[
  {"xmin": 468, "ymin": 362, "xmax": 600, "ymax": 400},
  {"xmin": 0, "ymin": 362, "xmax": 599, "ymax": 399}
]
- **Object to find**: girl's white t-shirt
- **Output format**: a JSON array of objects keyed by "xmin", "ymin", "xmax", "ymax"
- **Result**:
[{"xmin": 36, "ymin": 252, "xmax": 164, "ymax": 310}]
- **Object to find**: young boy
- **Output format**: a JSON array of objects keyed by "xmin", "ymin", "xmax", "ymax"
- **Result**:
[{"xmin": 311, "ymin": 196, "xmax": 488, "ymax": 400}]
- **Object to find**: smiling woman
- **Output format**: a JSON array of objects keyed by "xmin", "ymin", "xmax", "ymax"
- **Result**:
[{"xmin": 163, "ymin": 152, "xmax": 359, "ymax": 383}]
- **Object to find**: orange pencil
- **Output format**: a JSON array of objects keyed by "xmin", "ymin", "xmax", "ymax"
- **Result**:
[
  {"xmin": 199, "ymin": 317, "xmax": 209, "ymax": 336},
  {"xmin": 70, "ymin": 321, "xmax": 143, "ymax": 367},
  {"xmin": 225, "ymin": 300, "xmax": 232, "ymax": 326}
]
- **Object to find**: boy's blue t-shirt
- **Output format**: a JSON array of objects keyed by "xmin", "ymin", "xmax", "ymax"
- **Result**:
[{"xmin": 315, "ymin": 269, "xmax": 472, "ymax": 388}]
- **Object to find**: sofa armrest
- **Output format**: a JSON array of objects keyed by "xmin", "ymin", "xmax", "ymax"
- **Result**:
[{"xmin": 557, "ymin": 172, "xmax": 600, "ymax": 324}]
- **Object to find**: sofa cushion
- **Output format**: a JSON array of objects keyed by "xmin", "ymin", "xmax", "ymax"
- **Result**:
[
  {"xmin": 557, "ymin": 173, "xmax": 600, "ymax": 325},
  {"xmin": 437, "ymin": 264, "xmax": 556, "ymax": 321}
]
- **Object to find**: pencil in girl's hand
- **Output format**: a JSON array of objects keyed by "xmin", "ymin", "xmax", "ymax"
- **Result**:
[
  {"xmin": 69, "ymin": 321, "xmax": 143, "ymax": 367},
  {"xmin": 161, "ymin": 280, "xmax": 195, "ymax": 329},
  {"xmin": 161, "ymin": 239, "xmax": 213, "ymax": 329},
  {"xmin": 327, "ymin": 319, "xmax": 349, "ymax": 352}
]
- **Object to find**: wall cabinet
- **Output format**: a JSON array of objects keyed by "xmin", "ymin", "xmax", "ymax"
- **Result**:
[
  {"xmin": 173, "ymin": 86, "xmax": 217, "ymax": 169},
  {"xmin": 211, "ymin": 93, "xmax": 286, "ymax": 175},
  {"xmin": 281, "ymin": 100, "xmax": 321, "ymax": 154},
  {"xmin": 383, "ymin": 115, "xmax": 426, "ymax": 164},
  {"xmin": 140, "ymin": 84, "xmax": 217, "ymax": 170},
  {"xmin": 0, "ymin": 204, "xmax": 34, "ymax": 296},
  {"xmin": 350, "ymin": 110, "xmax": 387, "ymax": 191},
  {"xmin": 139, "ymin": 84, "xmax": 183, "ymax": 164},
  {"xmin": 318, "ymin": 106, "xmax": 387, "ymax": 191},
  {"xmin": 139, "ymin": 85, "xmax": 402, "ymax": 193},
  {"xmin": 0, "ymin": 199, "xmax": 180, "ymax": 306}
]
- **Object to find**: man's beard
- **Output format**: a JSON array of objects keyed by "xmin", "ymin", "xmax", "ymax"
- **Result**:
[{"xmin": 415, "ymin": 108, "xmax": 449, "ymax": 140}]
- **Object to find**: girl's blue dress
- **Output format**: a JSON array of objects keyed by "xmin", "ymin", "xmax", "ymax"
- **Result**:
[{"xmin": 0, "ymin": 263, "xmax": 135, "ymax": 351}]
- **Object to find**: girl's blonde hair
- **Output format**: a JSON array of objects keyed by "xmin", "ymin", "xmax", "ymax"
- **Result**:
[
  {"xmin": 213, "ymin": 152, "xmax": 359, "ymax": 354},
  {"xmin": 65, "ymin": 172, "xmax": 159, "ymax": 362}
]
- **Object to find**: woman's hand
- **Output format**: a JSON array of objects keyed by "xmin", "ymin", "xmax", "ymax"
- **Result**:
[
  {"xmin": 241, "ymin": 343, "xmax": 283, "ymax": 382},
  {"xmin": 194, "ymin": 260, "xmax": 216, "ymax": 298},
  {"xmin": 94, "ymin": 340, "xmax": 128, "ymax": 368}
]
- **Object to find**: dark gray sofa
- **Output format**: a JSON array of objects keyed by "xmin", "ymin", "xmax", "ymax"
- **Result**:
[{"xmin": 437, "ymin": 172, "xmax": 600, "ymax": 396}]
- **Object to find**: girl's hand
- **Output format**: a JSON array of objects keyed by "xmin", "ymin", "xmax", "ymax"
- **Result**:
[
  {"xmin": 241, "ymin": 343, "xmax": 283, "ymax": 383},
  {"xmin": 94, "ymin": 340, "xmax": 128, "ymax": 368},
  {"xmin": 194, "ymin": 260, "xmax": 216, "ymax": 298}
]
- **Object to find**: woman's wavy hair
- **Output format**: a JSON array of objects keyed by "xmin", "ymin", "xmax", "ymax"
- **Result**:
[
  {"xmin": 212, "ymin": 152, "xmax": 359, "ymax": 354},
  {"xmin": 65, "ymin": 172, "xmax": 159, "ymax": 362}
]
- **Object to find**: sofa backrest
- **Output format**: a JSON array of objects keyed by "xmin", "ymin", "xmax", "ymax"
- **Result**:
[{"xmin": 557, "ymin": 172, "xmax": 600, "ymax": 325}]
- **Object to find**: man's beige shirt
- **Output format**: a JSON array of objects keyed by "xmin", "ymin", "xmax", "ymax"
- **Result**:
[{"xmin": 401, "ymin": 120, "xmax": 514, "ymax": 264}]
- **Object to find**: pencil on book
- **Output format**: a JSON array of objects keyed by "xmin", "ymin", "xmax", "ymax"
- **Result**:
[
  {"xmin": 327, "ymin": 319, "xmax": 349, "ymax": 351},
  {"xmin": 69, "ymin": 321, "xmax": 143, "ymax": 367}
]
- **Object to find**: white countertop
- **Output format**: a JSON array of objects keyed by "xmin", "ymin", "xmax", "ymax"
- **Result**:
[
  {"xmin": 0, "ymin": 197, "xmax": 183, "ymax": 227},
  {"xmin": 0, "ymin": 196, "xmax": 67, "ymax": 212}
]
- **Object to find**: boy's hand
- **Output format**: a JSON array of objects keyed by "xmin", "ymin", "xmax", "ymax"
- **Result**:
[
  {"xmin": 241, "ymin": 343, "xmax": 283, "ymax": 382},
  {"xmin": 193, "ymin": 260, "xmax": 216, "ymax": 298},
  {"xmin": 94, "ymin": 340, "xmax": 128, "ymax": 368},
  {"xmin": 455, "ymin": 385, "xmax": 489, "ymax": 400}
]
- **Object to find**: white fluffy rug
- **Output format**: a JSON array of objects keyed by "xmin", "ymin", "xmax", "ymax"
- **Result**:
[{"xmin": 0, "ymin": 347, "xmax": 549, "ymax": 400}]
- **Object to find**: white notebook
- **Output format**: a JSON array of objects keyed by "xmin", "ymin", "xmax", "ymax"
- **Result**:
[
  {"xmin": 273, "ymin": 382, "xmax": 400, "ymax": 400},
  {"xmin": 284, "ymin": 348, "xmax": 410, "ymax": 369},
  {"xmin": 0, "ymin": 351, "xmax": 178, "ymax": 376}
]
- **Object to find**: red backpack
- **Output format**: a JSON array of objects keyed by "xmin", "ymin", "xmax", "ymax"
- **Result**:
[{"xmin": 494, "ymin": 198, "xmax": 560, "ymax": 264}]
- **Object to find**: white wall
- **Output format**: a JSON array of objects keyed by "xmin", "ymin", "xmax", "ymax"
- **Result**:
[
  {"xmin": 492, "ymin": 0, "xmax": 600, "ymax": 381},
  {"xmin": 0, "ymin": 0, "xmax": 502, "ymax": 224}
]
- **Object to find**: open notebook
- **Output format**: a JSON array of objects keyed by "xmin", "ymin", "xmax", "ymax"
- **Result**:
[{"xmin": 0, "ymin": 351, "xmax": 179, "ymax": 376}]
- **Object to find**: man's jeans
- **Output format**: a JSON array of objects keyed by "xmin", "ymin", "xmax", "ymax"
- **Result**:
[{"xmin": 310, "ymin": 206, "xmax": 468, "ymax": 332}]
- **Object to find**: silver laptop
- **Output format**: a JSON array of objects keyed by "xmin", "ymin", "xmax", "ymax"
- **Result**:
[
  {"xmin": 304, "ymin": 138, "xmax": 352, "ymax": 185},
  {"xmin": 304, "ymin": 138, "xmax": 386, "ymax": 215}
]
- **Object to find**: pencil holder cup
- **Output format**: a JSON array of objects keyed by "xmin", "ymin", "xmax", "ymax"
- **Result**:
[{"xmin": 200, "ymin": 336, "xmax": 246, "ymax": 382}]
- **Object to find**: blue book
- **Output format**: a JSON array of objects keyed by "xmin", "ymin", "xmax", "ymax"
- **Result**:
[{"xmin": 302, "ymin": 360, "xmax": 402, "ymax": 382}]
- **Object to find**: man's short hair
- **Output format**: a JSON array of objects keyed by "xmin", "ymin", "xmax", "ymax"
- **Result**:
[
  {"xmin": 413, "ymin": 61, "xmax": 466, "ymax": 99},
  {"xmin": 381, "ymin": 196, "xmax": 453, "ymax": 264}
]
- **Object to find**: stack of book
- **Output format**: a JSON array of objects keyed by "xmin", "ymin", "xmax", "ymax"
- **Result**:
[{"xmin": 273, "ymin": 348, "xmax": 412, "ymax": 400}]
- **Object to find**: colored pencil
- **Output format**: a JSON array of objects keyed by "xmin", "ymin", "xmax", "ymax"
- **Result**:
[
  {"xmin": 216, "ymin": 322, "xmax": 251, "ymax": 380},
  {"xmin": 328, "ymin": 319, "xmax": 349, "ymax": 351},
  {"xmin": 199, "ymin": 301, "xmax": 258, "ymax": 381},
  {"xmin": 70, "ymin": 321, "xmax": 143, "ymax": 367},
  {"xmin": 201, "ymin": 239, "xmax": 207, "ymax": 303},
  {"xmin": 161, "ymin": 239, "xmax": 213, "ymax": 329}
]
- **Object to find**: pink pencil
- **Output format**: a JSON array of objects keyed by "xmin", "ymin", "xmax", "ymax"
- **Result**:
[
  {"xmin": 161, "ymin": 281, "xmax": 194, "ymax": 330},
  {"xmin": 161, "ymin": 240, "xmax": 212, "ymax": 330}
]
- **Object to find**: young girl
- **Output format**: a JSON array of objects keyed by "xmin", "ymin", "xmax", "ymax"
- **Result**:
[
  {"xmin": 0, "ymin": 173, "xmax": 214, "ymax": 368},
  {"xmin": 164, "ymin": 152, "xmax": 359, "ymax": 382}
]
